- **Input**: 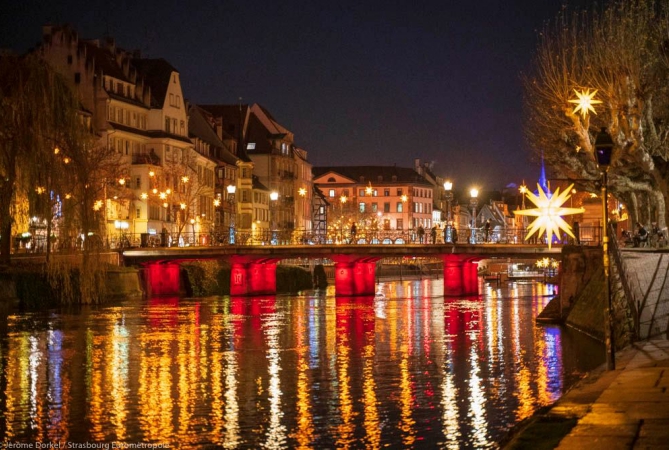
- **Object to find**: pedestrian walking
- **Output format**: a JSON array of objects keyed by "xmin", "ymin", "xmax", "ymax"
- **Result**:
[{"xmin": 417, "ymin": 225, "xmax": 425, "ymax": 244}]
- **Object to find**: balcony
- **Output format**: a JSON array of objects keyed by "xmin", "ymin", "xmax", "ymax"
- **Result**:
[{"xmin": 133, "ymin": 152, "xmax": 162, "ymax": 166}]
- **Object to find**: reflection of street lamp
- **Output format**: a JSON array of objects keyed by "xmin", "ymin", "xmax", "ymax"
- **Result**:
[
  {"xmin": 270, "ymin": 191, "xmax": 279, "ymax": 244},
  {"xmin": 469, "ymin": 188, "xmax": 479, "ymax": 244},
  {"xmin": 444, "ymin": 181, "xmax": 453, "ymax": 242},
  {"xmin": 227, "ymin": 184, "xmax": 236, "ymax": 244},
  {"xmin": 595, "ymin": 126, "xmax": 615, "ymax": 370}
]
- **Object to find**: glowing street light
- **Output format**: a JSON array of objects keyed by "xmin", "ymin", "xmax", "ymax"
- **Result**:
[
  {"xmin": 443, "ymin": 181, "xmax": 454, "ymax": 242},
  {"xmin": 270, "ymin": 191, "xmax": 279, "ymax": 244},
  {"xmin": 227, "ymin": 184, "xmax": 237, "ymax": 244},
  {"xmin": 469, "ymin": 188, "xmax": 479, "ymax": 244}
]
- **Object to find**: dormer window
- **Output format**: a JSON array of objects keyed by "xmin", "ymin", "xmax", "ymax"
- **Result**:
[
  {"xmin": 377, "ymin": 175, "xmax": 383, "ymax": 182},
  {"xmin": 327, "ymin": 177, "xmax": 336, "ymax": 182}
]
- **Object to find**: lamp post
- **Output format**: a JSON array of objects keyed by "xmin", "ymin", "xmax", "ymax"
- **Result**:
[
  {"xmin": 226, "ymin": 184, "xmax": 236, "ymax": 244},
  {"xmin": 190, "ymin": 218, "xmax": 196, "ymax": 246},
  {"xmin": 469, "ymin": 188, "xmax": 479, "ymax": 244},
  {"xmin": 270, "ymin": 191, "xmax": 279, "ymax": 245},
  {"xmin": 595, "ymin": 126, "xmax": 615, "ymax": 370},
  {"xmin": 444, "ymin": 181, "xmax": 454, "ymax": 243},
  {"xmin": 401, "ymin": 194, "xmax": 408, "ymax": 241}
]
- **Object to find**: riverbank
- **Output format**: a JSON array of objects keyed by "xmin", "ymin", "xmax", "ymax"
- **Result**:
[{"xmin": 501, "ymin": 340, "xmax": 669, "ymax": 449}]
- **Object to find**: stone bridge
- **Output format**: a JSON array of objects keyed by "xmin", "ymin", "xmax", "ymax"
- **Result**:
[{"xmin": 122, "ymin": 243, "xmax": 561, "ymax": 297}]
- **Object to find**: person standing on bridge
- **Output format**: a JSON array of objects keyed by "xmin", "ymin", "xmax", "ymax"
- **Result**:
[
  {"xmin": 484, "ymin": 219, "xmax": 491, "ymax": 242},
  {"xmin": 417, "ymin": 225, "xmax": 425, "ymax": 244},
  {"xmin": 431, "ymin": 225, "xmax": 437, "ymax": 244},
  {"xmin": 350, "ymin": 222, "xmax": 357, "ymax": 244}
]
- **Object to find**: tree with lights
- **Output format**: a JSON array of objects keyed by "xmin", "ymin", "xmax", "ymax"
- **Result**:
[{"xmin": 524, "ymin": 0, "xmax": 669, "ymax": 229}]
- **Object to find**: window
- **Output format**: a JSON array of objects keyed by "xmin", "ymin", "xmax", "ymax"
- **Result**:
[
  {"xmin": 176, "ymin": 95, "xmax": 181, "ymax": 107},
  {"xmin": 136, "ymin": 208, "xmax": 141, "ymax": 219},
  {"xmin": 170, "ymin": 93, "xmax": 175, "ymax": 105},
  {"xmin": 384, "ymin": 202, "xmax": 390, "ymax": 212},
  {"xmin": 359, "ymin": 203, "xmax": 366, "ymax": 213},
  {"xmin": 384, "ymin": 189, "xmax": 390, "ymax": 196},
  {"xmin": 165, "ymin": 116, "xmax": 170, "ymax": 133},
  {"xmin": 371, "ymin": 203, "xmax": 378, "ymax": 212},
  {"xmin": 397, "ymin": 218, "xmax": 403, "ymax": 230},
  {"xmin": 359, "ymin": 189, "xmax": 365, "ymax": 197},
  {"xmin": 397, "ymin": 188, "xmax": 403, "ymax": 196},
  {"xmin": 136, "ymin": 177, "xmax": 141, "ymax": 189},
  {"xmin": 327, "ymin": 177, "xmax": 336, "ymax": 182},
  {"xmin": 397, "ymin": 202, "xmax": 404, "ymax": 213},
  {"xmin": 247, "ymin": 143, "xmax": 256, "ymax": 150},
  {"xmin": 343, "ymin": 189, "xmax": 349, "ymax": 196},
  {"xmin": 180, "ymin": 120, "xmax": 185, "ymax": 135},
  {"xmin": 329, "ymin": 189, "xmax": 335, "ymax": 197}
]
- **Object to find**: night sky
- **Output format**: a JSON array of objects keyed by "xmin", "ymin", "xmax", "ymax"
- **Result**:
[{"xmin": 1, "ymin": 0, "xmax": 589, "ymax": 190}]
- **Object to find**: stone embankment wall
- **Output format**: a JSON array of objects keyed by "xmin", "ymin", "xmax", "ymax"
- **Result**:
[{"xmin": 560, "ymin": 245, "xmax": 667, "ymax": 346}]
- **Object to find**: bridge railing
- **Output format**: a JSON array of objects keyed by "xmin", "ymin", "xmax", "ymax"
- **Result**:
[
  {"xmin": 10, "ymin": 226, "xmax": 602, "ymax": 254},
  {"xmin": 83, "ymin": 226, "xmax": 602, "ymax": 249}
]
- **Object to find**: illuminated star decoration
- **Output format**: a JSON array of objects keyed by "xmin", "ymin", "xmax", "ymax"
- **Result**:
[
  {"xmin": 514, "ymin": 183, "xmax": 584, "ymax": 249},
  {"xmin": 569, "ymin": 88, "xmax": 602, "ymax": 118}
]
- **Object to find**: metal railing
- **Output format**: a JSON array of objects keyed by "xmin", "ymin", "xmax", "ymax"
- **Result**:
[{"xmin": 10, "ymin": 226, "xmax": 604, "ymax": 252}]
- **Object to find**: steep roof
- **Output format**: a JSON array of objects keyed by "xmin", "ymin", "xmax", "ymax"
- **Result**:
[
  {"xmin": 188, "ymin": 104, "xmax": 238, "ymax": 166},
  {"xmin": 132, "ymin": 58, "xmax": 178, "ymax": 108},
  {"xmin": 312, "ymin": 166, "xmax": 432, "ymax": 185},
  {"xmin": 80, "ymin": 41, "xmax": 129, "ymax": 81},
  {"xmin": 198, "ymin": 104, "xmax": 252, "ymax": 163}
]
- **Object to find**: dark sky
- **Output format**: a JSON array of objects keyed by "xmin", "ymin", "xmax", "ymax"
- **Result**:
[{"xmin": 1, "ymin": 0, "xmax": 586, "ymax": 190}]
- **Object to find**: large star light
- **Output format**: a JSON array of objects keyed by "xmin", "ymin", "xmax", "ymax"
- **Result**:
[
  {"xmin": 514, "ymin": 184, "xmax": 584, "ymax": 248},
  {"xmin": 569, "ymin": 88, "xmax": 602, "ymax": 118}
]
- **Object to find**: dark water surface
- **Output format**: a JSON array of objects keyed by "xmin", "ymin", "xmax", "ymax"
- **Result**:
[{"xmin": 0, "ymin": 279, "xmax": 604, "ymax": 449}]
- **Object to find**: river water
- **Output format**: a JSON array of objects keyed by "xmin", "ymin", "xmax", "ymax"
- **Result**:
[{"xmin": 0, "ymin": 278, "xmax": 603, "ymax": 449}]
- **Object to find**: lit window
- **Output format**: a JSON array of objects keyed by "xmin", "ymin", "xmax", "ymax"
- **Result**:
[
  {"xmin": 359, "ymin": 203, "xmax": 366, "ymax": 213},
  {"xmin": 247, "ymin": 143, "xmax": 256, "ymax": 150},
  {"xmin": 329, "ymin": 189, "xmax": 335, "ymax": 197}
]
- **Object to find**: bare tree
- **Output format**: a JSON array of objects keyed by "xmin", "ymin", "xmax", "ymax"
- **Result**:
[
  {"xmin": 148, "ymin": 148, "xmax": 214, "ymax": 245},
  {"xmin": 524, "ymin": 0, "xmax": 669, "ymax": 228}
]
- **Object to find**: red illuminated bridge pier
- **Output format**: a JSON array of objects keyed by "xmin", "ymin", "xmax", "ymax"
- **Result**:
[{"xmin": 124, "ymin": 243, "xmax": 562, "ymax": 297}]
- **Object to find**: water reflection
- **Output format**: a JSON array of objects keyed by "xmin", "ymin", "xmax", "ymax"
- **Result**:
[{"xmin": 0, "ymin": 279, "xmax": 604, "ymax": 448}]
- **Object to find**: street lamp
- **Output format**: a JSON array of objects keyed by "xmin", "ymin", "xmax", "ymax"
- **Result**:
[
  {"xmin": 270, "ymin": 191, "xmax": 279, "ymax": 245},
  {"xmin": 595, "ymin": 126, "xmax": 615, "ymax": 370},
  {"xmin": 469, "ymin": 188, "xmax": 479, "ymax": 244},
  {"xmin": 190, "ymin": 218, "xmax": 196, "ymax": 245},
  {"xmin": 444, "ymin": 181, "xmax": 454, "ymax": 243},
  {"xmin": 227, "ymin": 184, "xmax": 236, "ymax": 244}
]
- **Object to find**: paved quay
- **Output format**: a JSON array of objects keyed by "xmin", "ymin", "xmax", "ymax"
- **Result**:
[{"xmin": 504, "ymin": 340, "xmax": 669, "ymax": 449}]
